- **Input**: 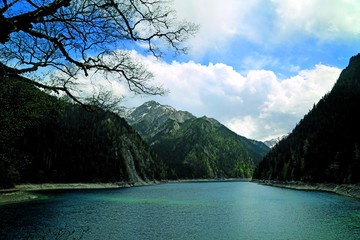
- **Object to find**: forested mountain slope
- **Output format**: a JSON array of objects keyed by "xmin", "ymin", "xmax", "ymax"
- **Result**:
[
  {"xmin": 120, "ymin": 101, "xmax": 270, "ymax": 179},
  {"xmin": 0, "ymin": 77, "xmax": 166, "ymax": 188},
  {"xmin": 254, "ymin": 54, "xmax": 360, "ymax": 184}
]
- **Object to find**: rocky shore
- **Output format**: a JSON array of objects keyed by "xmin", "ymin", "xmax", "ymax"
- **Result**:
[
  {"xmin": 0, "ymin": 190, "xmax": 41, "ymax": 205},
  {"xmin": 253, "ymin": 179, "xmax": 360, "ymax": 199}
]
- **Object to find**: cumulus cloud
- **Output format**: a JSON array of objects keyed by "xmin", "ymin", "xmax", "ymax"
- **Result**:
[
  {"xmin": 121, "ymin": 53, "xmax": 341, "ymax": 141},
  {"xmin": 226, "ymin": 116, "xmax": 258, "ymax": 140},
  {"xmin": 262, "ymin": 64, "xmax": 341, "ymax": 116},
  {"xmin": 226, "ymin": 65, "xmax": 341, "ymax": 140}
]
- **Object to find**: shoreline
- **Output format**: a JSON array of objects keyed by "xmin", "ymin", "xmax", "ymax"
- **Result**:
[
  {"xmin": 16, "ymin": 182, "xmax": 144, "ymax": 191},
  {"xmin": 0, "ymin": 181, "xmax": 157, "ymax": 205},
  {"xmin": 0, "ymin": 178, "xmax": 249, "ymax": 205},
  {"xmin": 163, "ymin": 178, "xmax": 251, "ymax": 184},
  {"xmin": 253, "ymin": 179, "xmax": 360, "ymax": 199},
  {"xmin": 3, "ymin": 178, "xmax": 358, "ymax": 205}
]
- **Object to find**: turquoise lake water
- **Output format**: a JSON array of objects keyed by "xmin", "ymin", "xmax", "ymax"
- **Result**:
[{"xmin": 1, "ymin": 181, "xmax": 360, "ymax": 239}]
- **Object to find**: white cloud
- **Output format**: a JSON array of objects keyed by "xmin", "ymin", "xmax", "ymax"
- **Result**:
[
  {"xmin": 262, "ymin": 64, "xmax": 341, "ymax": 116},
  {"xmin": 226, "ymin": 116, "xmax": 258, "ymax": 140},
  {"xmin": 272, "ymin": 0, "xmax": 360, "ymax": 41},
  {"xmin": 121, "ymin": 52, "xmax": 341, "ymax": 141},
  {"xmin": 172, "ymin": 0, "xmax": 263, "ymax": 56}
]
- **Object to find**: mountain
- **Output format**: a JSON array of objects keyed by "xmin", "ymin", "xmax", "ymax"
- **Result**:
[
  {"xmin": 118, "ymin": 101, "xmax": 195, "ymax": 144},
  {"xmin": 0, "ymin": 77, "xmax": 166, "ymax": 188},
  {"xmin": 254, "ymin": 54, "xmax": 360, "ymax": 184},
  {"xmin": 263, "ymin": 135, "xmax": 288, "ymax": 148},
  {"xmin": 119, "ymin": 101, "xmax": 270, "ymax": 179}
]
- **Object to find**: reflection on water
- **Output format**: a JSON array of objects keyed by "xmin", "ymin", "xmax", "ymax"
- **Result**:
[{"xmin": 1, "ymin": 182, "xmax": 360, "ymax": 240}]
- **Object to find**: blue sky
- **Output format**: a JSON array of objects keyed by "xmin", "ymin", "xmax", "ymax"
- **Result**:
[{"xmin": 113, "ymin": 0, "xmax": 360, "ymax": 141}]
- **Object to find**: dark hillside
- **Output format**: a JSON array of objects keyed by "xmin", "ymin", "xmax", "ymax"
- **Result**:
[
  {"xmin": 0, "ymin": 76, "xmax": 166, "ymax": 188},
  {"xmin": 254, "ymin": 54, "xmax": 360, "ymax": 184}
]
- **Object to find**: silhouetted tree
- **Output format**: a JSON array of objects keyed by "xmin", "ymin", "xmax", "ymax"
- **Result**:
[{"xmin": 0, "ymin": 0, "xmax": 197, "ymax": 108}]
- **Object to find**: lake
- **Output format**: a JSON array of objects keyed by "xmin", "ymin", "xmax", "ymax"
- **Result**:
[{"xmin": 1, "ymin": 181, "xmax": 360, "ymax": 240}]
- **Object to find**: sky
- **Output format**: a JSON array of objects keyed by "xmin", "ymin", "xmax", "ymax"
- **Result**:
[{"xmin": 113, "ymin": 0, "xmax": 360, "ymax": 141}]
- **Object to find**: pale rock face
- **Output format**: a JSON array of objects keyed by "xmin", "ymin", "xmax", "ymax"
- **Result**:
[{"xmin": 122, "ymin": 148, "xmax": 145, "ymax": 184}]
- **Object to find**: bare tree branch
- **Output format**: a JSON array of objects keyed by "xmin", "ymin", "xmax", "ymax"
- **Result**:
[{"xmin": 0, "ymin": 0, "xmax": 198, "ymax": 109}]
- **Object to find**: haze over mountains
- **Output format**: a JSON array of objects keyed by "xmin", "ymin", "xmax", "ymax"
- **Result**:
[
  {"xmin": 119, "ymin": 101, "xmax": 270, "ymax": 179},
  {"xmin": 263, "ymin": 135, "xmax": 288, "ymax": 148}
]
